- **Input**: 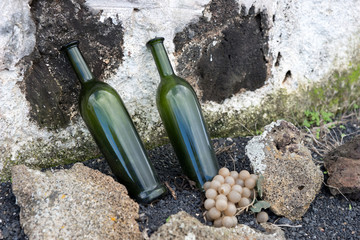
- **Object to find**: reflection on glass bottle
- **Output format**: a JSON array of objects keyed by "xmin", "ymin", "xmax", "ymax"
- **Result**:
[
  {"xmin": 62, "ymin": 40, "xmax": 166, "ymax": 203},
  {"xmin": 147, "ymin": 37, "xmax": 219, "ymax": 188}
]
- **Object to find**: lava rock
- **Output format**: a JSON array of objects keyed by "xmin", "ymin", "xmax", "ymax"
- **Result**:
[
  {"xmin": 245, "ymin": 120, "xmax": 323, "ymax": 220},
  {"xmin": 12, "ymin": 163, "xmax": 141, "ymax": 240},
  {"xmin": 324, "ymin": 135, "xmax": 360, "ymax": 200},
  {"xmin": 174, "ymin": 1, "xmax": 270, "ymax": 103},
  {"xmin": 149, "ymin": 211, "xmax": 285, "ymax": 240}
]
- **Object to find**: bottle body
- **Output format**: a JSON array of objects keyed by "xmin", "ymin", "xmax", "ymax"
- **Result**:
[
  {"xmin": 62, "ymin": 41, "xmax": 166, "ymax": 203},
  {"xmin": 147, "ymin": 37, "xmax": 219, "ymax": 188}
]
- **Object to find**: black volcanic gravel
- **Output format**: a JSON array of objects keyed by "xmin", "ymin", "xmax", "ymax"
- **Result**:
[{"xmin": 1, "ymin": 121, "xmax": 360, "ymax": 240}]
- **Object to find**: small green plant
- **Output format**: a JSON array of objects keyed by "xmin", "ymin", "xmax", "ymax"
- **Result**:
[
  {"xmin": 255, "ymin": 129, "xmax": 263, "ymax": 136},
  {"xmin": 250, "ymin": 174, "xmax": 271, "ymax": 213},
  {"xmin": 315, "ymin": 129, "xmax": 321, "ymax": 140},
  {"xmin": 302, "ymin": 110, "xmax": 334, "ymax": 128}
]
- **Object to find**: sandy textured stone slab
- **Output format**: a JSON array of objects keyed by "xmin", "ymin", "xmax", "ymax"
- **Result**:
[
  {"xmin": 12, "ymin": 163, "xmax": 141, "ymax": 240},
  {"xmin": 150, "ymin": 211, "xmax": 285, "ymax": 240},
  {"xmin": 246, "ymin": 120, "xmax": 323, "ymax": 220}
]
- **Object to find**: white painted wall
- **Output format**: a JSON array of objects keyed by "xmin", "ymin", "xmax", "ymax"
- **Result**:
[{"xmin": 1, "ymin": 0, "xmax": 360, "ymax": 177}]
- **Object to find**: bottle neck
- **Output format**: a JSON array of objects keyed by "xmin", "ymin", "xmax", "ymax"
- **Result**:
[
  {"xmin": 62, "ymin": 41, "xmax": 95, "ymax": 84},
  {"xmin": 147, "ymin": 37, "xmax": 175, "ymax": 78}
]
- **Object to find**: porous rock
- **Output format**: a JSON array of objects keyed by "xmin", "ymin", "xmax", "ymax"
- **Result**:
[
  {"xmin": 324, "ymin": 135, "xmax": 360, "ymax": 200},
  {"xmin": 11, "ymin": 163, "xmax": 141, "ymax": 240},
  {"xmin": 245, "ymin": 120, "xmax": 323, "ymax": 220},
  {"xmin": 150, "ymin": 211, "xmax": 285, "ymax": 240}
]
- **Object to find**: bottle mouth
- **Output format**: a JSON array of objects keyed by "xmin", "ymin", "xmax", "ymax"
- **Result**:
[
  {"xmin": 60, "ymin": 40, "xmax": 80, "ymax": 51},
  {"xmin": 146, "ymin": 37, "xmax": 165, "ymax": 48}
]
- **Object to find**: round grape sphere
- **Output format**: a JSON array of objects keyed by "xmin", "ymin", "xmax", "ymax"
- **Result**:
[
  {"xmin": 239, "ymin": 170, "xmax": 250, "ymax": 180},
  {"xmin": 205, "ymin": 188, "xmax": 218, "ymax": 199},
  {"xmin": 230, "ymin": 171, "xmax": 239, "ymax": 179},
  {"xmin": 213, "ymin": 175, "xmax": 225, "ymax": 184},
  {"xmin": 231, "ymin": 185, "xmax": 243, "ymax": 194},
  {"xmin": 216, "ymin": 194, "xmax": 228, "ymax": 201},
  {"xmin": 231, "ymin": 216, "xmax": 238, "ymax": 227},
  {"xmin": 250, "ymin": 174, "xmax": 258, "ymax": 181},
  {"xmin": 219, "ymin": 167, "xmax": 230, "ymax": 177},
  {"xmin": 225, "ymin": 176, "xmax": 235, "ymax": 186},
  {"xmin": 224, "ymin": 202, "xmax": 237, "ymax": 216},
  {"xmin": 210, "ymin": 180, "xmax": 221, "ymax": 190},
  {"xmin": 245, "ymin": 178, "xmax": 256, "ymax": 189},
  {"xmin": 235, "ymin": 178, "xmax": 245, "ymax": 187},
  {"xmin": 222, "ymin": 216, "xmax": 234, "ymax": 228},
  {"xmin": 203, "ymin": 181, "xmax": 211, "ymax": 191},
  {"xmin": 213, "ymin": 217, "xmax": 223, "ymax": 227},
  {"xmin": 218, "ymin": 184, "xmax": 231, "ymax": 195},
  {"xmin": 256, "ymin": 211, "xmax": 269, "ymax": 223},
  {"xmin": 242, "ymin": 187, "xmax": 251, "ymax": 198},
  {"xmin": 216, "ymin": 199, "xmax": 228, "ymax": 211},
  {"xmin": 238, "ymin": 197, "xmax": 251, "ymax": 207},
  {"xmin": 204, "ymin": 198, "xmax": 215, "ymax": 210},
  {"xmin": 228, "ymin": 190, "xmax": 242, "ymax": 203},
  {"xmin": 208, "ymin": 207, "xmax": 221, "ymax": 220}
]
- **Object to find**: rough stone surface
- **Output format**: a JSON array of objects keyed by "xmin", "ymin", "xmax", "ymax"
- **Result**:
[
  {"xmin": 22, "ymin": 0, "xmax": 124, "ymax": 130},
  {"xmin": 245, "ymin": 120, "xmax": 323, "ymax": 220},
  {"xmin": 174, "ymin": 1, "xmax": 270, "ymax": 102},
  {"xmin": 324, "ymin": 135, "xmax": 360, "ymax": 200},
  {"xmin": 150, "ymin": 211, "xmax": 285, "ymax": 240},
  {"xmin": 0, "ymin": 0, "xmax": 35, "ymax": 71},
  {"xmin": 11, "ymin": 163, "xmax": 141, "ymax": 240},
  {"xmin": 1, "ymin": 0, "xmax": 360, "ymax": 180}
]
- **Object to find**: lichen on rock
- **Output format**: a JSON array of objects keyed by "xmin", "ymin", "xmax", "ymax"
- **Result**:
[
  {"xmin": 12, "ymin": 163, "xmax": 141, "ymax": 240},
  {"xmin": 245, "ymin": 120, "xmax": 323, "ymax": 220},
  {"xmin": 150, "ymin": 211, "xmax": 285, "ymax": 240}
]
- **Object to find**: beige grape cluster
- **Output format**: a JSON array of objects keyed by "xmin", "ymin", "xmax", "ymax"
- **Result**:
[{"xmin": 203, "ymin": 167, "xmax": 268, "ymax": 228}]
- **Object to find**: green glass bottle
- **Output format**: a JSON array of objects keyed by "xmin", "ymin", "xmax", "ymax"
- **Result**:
[
  {"xmin": 62, "ymin": 40, "xmax": 166, "ymax": 203},
  {"xmin": 146, "ymin": 37, "xmax": 219, "ymax": 188}
]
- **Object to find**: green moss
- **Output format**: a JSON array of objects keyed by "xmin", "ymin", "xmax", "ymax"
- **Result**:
[{"xmin": 0, "ymin": 130, "xmax": 101, "ymax": 182}]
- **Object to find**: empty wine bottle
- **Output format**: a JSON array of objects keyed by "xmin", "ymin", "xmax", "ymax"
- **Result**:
[
  {"xmin": 147, "ymin": 37, "xmax": 219, "ymax": 188},
  {"xmin": 62, "ymin": 40, "xmax": 166, "ymax": 203}
]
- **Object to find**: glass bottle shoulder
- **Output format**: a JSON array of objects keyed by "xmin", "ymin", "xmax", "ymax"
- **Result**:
[
  {"xmin": 79, "ymin": 81, "xmax": 121, "ymax": 110},
  {"xmin": 80, "ymin": 81, "xmax": 116, "ymax": 99},
  {"xmin": 157, "ymin": 75, "xmax": 195, "ymax": 97}
]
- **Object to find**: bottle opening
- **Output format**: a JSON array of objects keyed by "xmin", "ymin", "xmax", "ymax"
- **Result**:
[
  {"xmin": 60, "ymin": 40, "xmax": 80, "ymax": 51},
  {"xmin": 146, "ymin": 37, "xmax": 165, "ymax": 48}
]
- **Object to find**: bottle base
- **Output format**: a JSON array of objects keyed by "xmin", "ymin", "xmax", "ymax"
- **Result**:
[{"xmin": 136, "ymin": 184, "xmax": 167, "ymax": 204}]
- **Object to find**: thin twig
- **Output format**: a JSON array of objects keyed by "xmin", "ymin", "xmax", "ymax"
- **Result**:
[
  {"xmin": 235, "ymin": 189, "xmax": 257, "ymax": 215},
  {"xmin": 165, "ymin": 181, "xmax": 177, "ymax": 200},
  {"xmin": 215, "ymin": 143, "xmax": 235, "ymax": 155},
  {"xmin": 238, "ymin": 122, "xmax": 256, "ymax": 136},
  {"xmin": 271, "ymin": 223, "xmax": 303, "ymax": 228},
  {"xmin": 323, "ymin": 181, "xmax": 349, "ymax": 201},
  {"xmin": 311, "ymin": 121, "xmax": 343, "ymax": 131}
]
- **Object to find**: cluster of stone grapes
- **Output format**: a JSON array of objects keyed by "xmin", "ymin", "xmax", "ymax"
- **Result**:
[{"xmin": 203, "ymin": 167, "xmax": 269, "ymax": 228}]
